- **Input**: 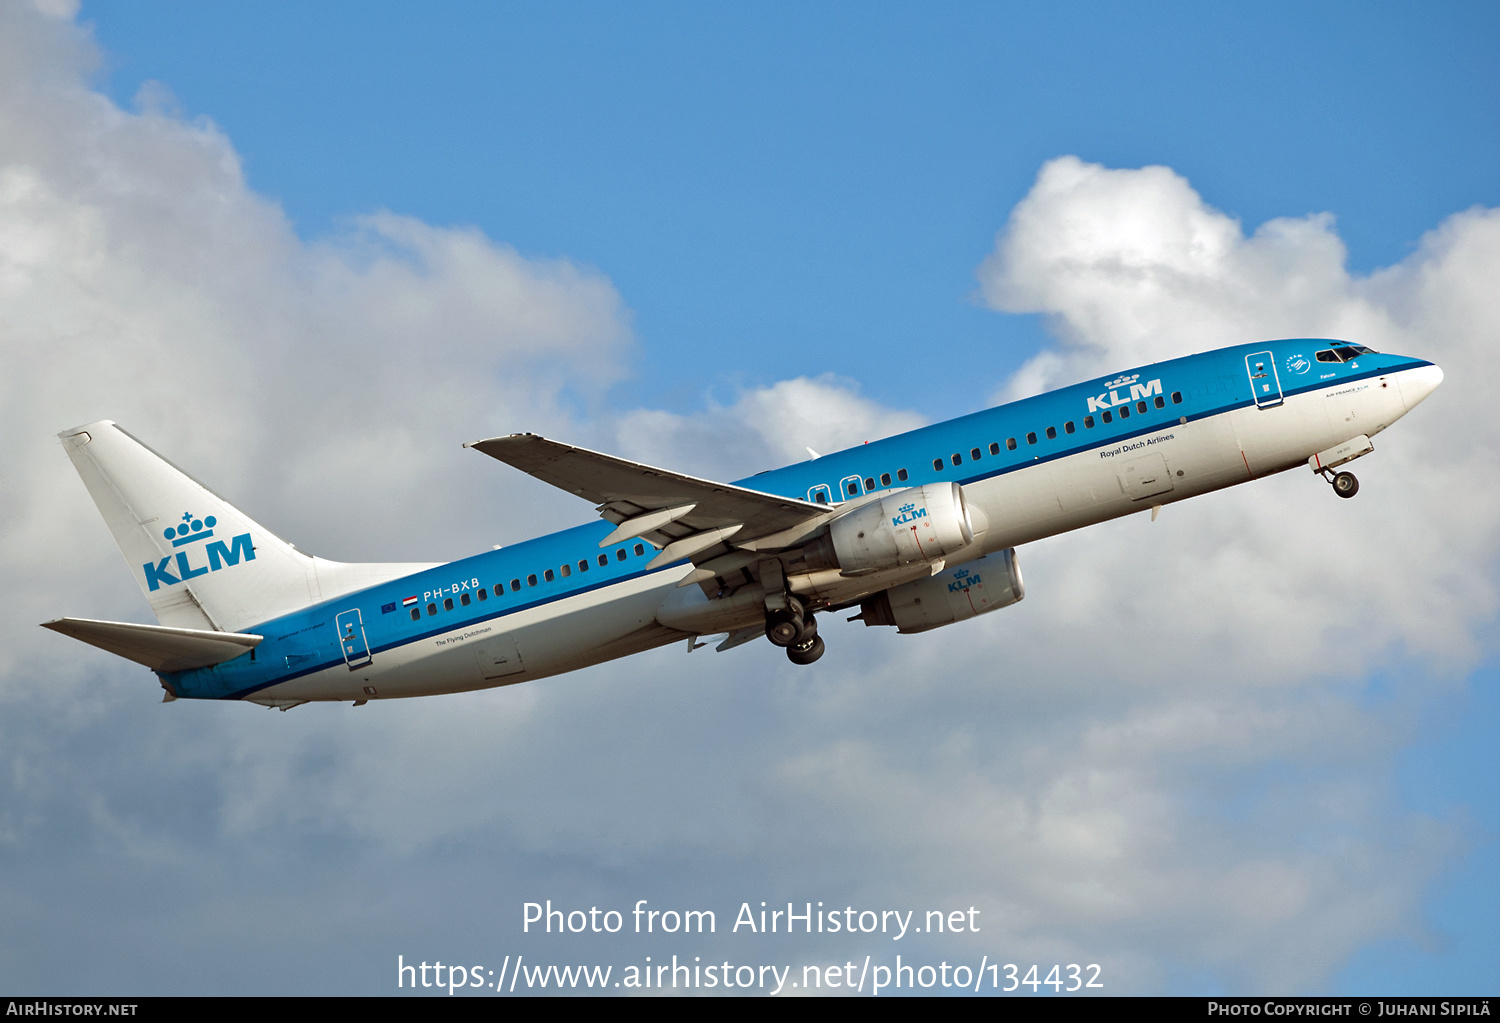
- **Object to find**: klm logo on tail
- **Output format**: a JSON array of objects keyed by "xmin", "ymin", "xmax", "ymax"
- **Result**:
[{"xmin": 143, "ymin": 511, "xmax": 255, "ymax": 591}]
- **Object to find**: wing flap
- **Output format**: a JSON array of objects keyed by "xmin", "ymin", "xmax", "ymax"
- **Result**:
[{"xmin": 42, "ymin": 617, "xmax": 262, "ymax": 673}]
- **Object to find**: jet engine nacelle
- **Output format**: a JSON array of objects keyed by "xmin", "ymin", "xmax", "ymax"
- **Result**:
[
  {"xmin": 804, "ymin": 482, "xmax": 975, "ymax": 575},
  {"xmin": 853, "ymin": 548, "xmax": 1024, "ymax": 634}
]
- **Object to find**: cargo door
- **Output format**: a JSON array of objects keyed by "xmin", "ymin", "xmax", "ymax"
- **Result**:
[
  {"xmin": 1121, "ymin": 452, "xmax": 1174, "ymax": 501},
  {"xmin": 474, "ymin": 633, "xmax": 525, "ymax": 680}
]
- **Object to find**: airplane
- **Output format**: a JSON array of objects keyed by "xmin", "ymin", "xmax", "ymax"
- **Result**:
[{"xmin": 43, "ymin": 339, "xmax": 1442, "ymax": 709}]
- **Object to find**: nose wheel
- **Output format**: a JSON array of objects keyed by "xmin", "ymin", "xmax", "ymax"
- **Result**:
[{"xmin": 1320, "ymin": 469, "xmax": 1359, "ymax": 498}]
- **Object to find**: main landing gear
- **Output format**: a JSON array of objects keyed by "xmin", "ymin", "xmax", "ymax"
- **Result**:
[
  {"xmin": 1318, "ymin": 468, "xmax": 1360, "ymax": 499},
  {"xmin": 765, "ymin": 595, "xmax": 825, "ymax": 665}
]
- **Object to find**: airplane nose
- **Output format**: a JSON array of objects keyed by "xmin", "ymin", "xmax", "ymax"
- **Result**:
[{"xmin": 1398, "ymin": 363, "xmax": 1444, "ymax": 410}]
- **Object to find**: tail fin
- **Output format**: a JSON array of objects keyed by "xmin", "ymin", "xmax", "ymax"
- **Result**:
[{"xmin": 59, "ymin": 421, "xmax": 432, "ymax": 634}]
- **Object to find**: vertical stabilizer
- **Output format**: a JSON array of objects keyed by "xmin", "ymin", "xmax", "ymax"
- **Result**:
[
  {"xmin": 60, "ymin": 421, "xmax": 321, "ymax": 632},
  {"xmin": 59, "ymin": 421, "xmax": 434, "ymax": 634}
]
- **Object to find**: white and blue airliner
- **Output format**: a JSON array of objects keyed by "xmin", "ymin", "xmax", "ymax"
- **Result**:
[{"xmin": 45, "ymin": 340, "xmax": 1442, "ymax": 709}]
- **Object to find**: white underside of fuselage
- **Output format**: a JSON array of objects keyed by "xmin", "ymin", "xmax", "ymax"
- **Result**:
[{"xmin": 246, "ymin": 366, "xmax": 1424, "ymax": 705}]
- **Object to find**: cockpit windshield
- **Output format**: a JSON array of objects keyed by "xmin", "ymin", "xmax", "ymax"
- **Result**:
[{"xmin": 1315, "ymin": 344, "xmax": 1376, "ymax": 364}]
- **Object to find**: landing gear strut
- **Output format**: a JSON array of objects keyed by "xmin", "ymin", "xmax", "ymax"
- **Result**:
[
  {"xmin": 1318, "ymin": 468, "xmax": 1359, "ymax": 498},
  {"xmin": 764, "ymin": 596, "xmax": 825, "ymax": 665}
]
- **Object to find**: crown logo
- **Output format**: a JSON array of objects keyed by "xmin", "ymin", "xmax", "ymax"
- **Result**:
[
  {"xmin": 899, "ymin": 503, "xmax": 916, "ymax": 514},
  {"xmin": 1104, "ymin": 373, "xmax": 1140, "ymax": 389},
  {"xmin": 163, "ymin": 512, "xmax": 217, "ymax": 547}
]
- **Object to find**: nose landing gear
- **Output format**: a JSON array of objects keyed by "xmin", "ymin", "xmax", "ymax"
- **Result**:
[
  {"xmin": 1317, "ymin": 467, "xmax": 1360, "ymax": 498},
  {"xmin": 1308, "ymin": 436, "xmax": 1373, "ymax": 499}
]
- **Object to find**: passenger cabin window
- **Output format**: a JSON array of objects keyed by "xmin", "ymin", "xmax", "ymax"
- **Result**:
[
  {"xmin": 1045, "ymin": 426, "xmax": 1057, "ymax": 440},
  {"xmin": 410, "ymin": 608, "xmax": 421, "ymax": 621},
  {"xmin": 1084, "ymin": 416, "xmax": 1095, "ymax": 428},
  {"xmin": 1118, "ymin": 406, "xmax": 1130, "ymax": 419},
  {"xmin": 511, "ymin": 579, "xmax": 521, "ymax": 591},
  {"xmin": 634, "ymin": 543, "xmax": 645, "ymax": 556},
  {"xmin": 1136, "ymin": 400, "xmax": 1147, "ymax": 414},
  {"xmin": 527, "ymin": 574, "xmax": 538, "ymax": 586},
  {"xmin": 847, "ymin": 481, "xmax": 858, "ymax": 496},
  {"xmin": 543, "ymin": 569, "xmax": 554, "ymax": 582},
  {"xmin": 951, "ymin": 453, "xmax": 962, "ymax": 466},
  {"xmin": 616, "ymin": 549, "xmax": 626, "ymax": 561},
  {"xmin": 880, "ymin": 472, "xmax": 891, "ymax": 486},
  {"xmin": 970, "ymin": 447, "xmax": 981, "ymax": 461},
  {"xmin": 579, "ymin": 559, "xmax": 589, "ymax": 572},
  {"xmin": 1006, "ymin": 437, "xmax": 1017, "ymax": 451},
  {"xmin": 1102, "ymin": 411, "xmax": 1113, "ymax": 424},
  {"xmin": 988, "ymin": 442, "xmax": 1000, "ymax": 456},
  {"xmin": 897, "ymin": 468, "xmax": 909, "ymax": 482},
  {"xmin": 427, "ymin": 602, "xmax": 437, "ymax": 616},
  {"xmin": 1026, "ymin": 432, "xmax": 1037, "ymax": 445},
  {"xmin": 560, "ymin": 563, "xmax": 571, "ymax": 578},
  {"xmin": 864, "ymin": 477, "xmax": 875, "ymax": 491},
  {"xmin": 460, "ymin": 593, "xmax": 471, "ymax": 606},
  {"xmin": 933, "ymin": 458, "xmax": 944, "ymax": 471},
  {"xmin": 477, "ymin": 589, "xmax": 487, "ymax": 601},
  {"xmin": 598, "ymin": 554, "xmax": 609, "ymax": 567},
  {"xmin": 1171, "ymin": 391, "xmax": 1182, "ymax": 404},
  {"xmin": 1064, "ymin": 421, "xmax": 1075, "ymax": 434},
  {"xmin": 444, "ymin": 597, "xmax": 454, "ymax": 611}
]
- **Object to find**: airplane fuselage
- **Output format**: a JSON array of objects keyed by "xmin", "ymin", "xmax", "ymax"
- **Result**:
[{"xmin": 148, "ymin": 340, "xmax": 1441, "ymax": 705}]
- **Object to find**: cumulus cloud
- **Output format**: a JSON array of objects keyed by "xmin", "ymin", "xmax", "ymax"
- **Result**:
[
  {"xmin": 3, "ymin": 4, "xmax": 1497, "ymax": 995},
  {"xmin": 609, "ymin": 375, "xmax": 926, "ymax": 482}
]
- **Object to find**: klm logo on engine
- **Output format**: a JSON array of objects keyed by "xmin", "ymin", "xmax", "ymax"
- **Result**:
[
  {"xmin": 948, "ymin": 566, "xmax": 980, "ymax": 593},
  {"xmin": 892, "ymin": 502, "xmax": 927, "ymax": 527},
  {"xmin": 143, "ymin": 511, "xmax": 255, "ymax": 591},
  {"xmin": 1087, "ymin": 375, "xmax": 1162, "ymax": 413}
]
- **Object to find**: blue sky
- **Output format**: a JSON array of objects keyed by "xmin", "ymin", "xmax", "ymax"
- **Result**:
[
  {"xmin": 83, "ymin": 1, "xmax": 1500, "ymax": 413},
  {"xmin": 0, "ymin": 0, "xmax": 1496, "ymax": 996}
]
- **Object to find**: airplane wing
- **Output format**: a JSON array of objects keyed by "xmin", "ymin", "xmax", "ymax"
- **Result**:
[{"xmin": 466, "ymin": 434, "xmax": 833, "ymax": 569}]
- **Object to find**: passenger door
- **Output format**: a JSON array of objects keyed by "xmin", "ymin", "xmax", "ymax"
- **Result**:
[
  {"xmin": 336, "ymin": 609, "xmax": 373, "ymax": 670},
  {"xmin": 1245, "ymin": 352, "xmax": 1284, "ymax": 409}
]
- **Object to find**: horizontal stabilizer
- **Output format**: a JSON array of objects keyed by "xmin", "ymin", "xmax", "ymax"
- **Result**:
[{"xmin": 42, "ymin": 617, "xmax": 262, "ymax": 673}]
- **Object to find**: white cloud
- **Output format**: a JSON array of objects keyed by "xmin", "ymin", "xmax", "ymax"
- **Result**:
[{"xmin": 609, "ymin": 375, "xmax": 926, "ymax": 482}]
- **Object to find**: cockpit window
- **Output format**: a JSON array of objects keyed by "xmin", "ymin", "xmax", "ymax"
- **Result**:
[{"xmin": 1316, "ymin": 344, "xmax": 1375, "ymax": 364}]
